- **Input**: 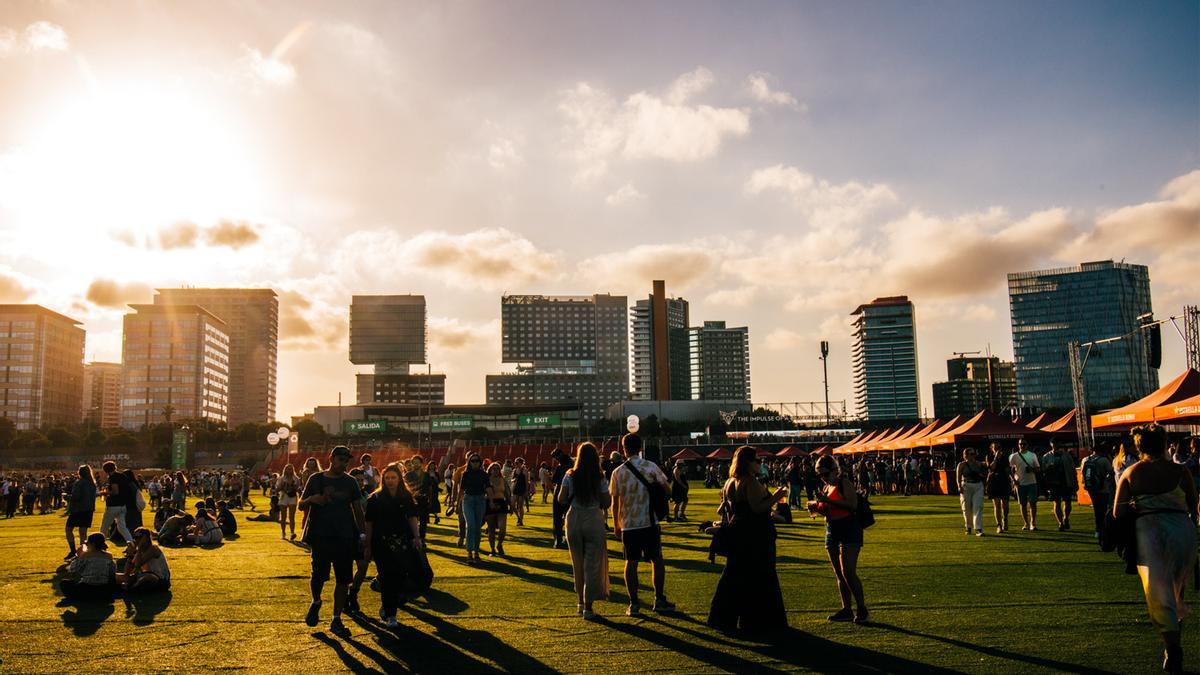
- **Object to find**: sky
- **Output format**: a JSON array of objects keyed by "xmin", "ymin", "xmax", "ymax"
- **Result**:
[{"xmin": 0, "ymin": 1, "xmax": 1197, "ymax": 421}]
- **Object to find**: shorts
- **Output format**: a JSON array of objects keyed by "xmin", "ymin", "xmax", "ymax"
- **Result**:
[
  {"xmin": 310, "ymin": 538, "xmax": 355, "ymax": 585},
  {"xmin": 66, "ymin": 510, "xmax": 94, "ymax": 528},
  {"xmin": 1016, "ymin": 483, "xmax": 1039, "ymax": 505},
  {"xmin": 277, "ymin": 495, "xmax": 297, "ymax": 507},
  {"xmin": 825, "ymin": 516, "xmax": 864, "ymax": 550},
  {"xmin": 1047, "ymin": 484, "xmax": 1075, "ymax": 502},
  {"xmin": 621, "ymin": 525, "xmax": 662, "ymax": 562}
]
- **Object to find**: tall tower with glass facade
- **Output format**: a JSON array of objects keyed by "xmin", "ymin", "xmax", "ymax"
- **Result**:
[
  {"xmin": 851, "ymin": 296, "xmax": 920, "ymax": 420},
  {"xmin": 1007, "ymin": 260, "xmax": 1157, "ymax": 410},
  {"xmin": 349, "ymin": 295, "xmax": 444, "ymax": 406}
]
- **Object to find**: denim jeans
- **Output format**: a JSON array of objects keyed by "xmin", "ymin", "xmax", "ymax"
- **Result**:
[{"xmin": 463, "ymin": 494, "xmax": 486, "ymax": 553}]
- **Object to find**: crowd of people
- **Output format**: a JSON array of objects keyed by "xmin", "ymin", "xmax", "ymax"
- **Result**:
[{"xmin": 13, "ymin": 426, "xmax": 1197, "ymax": 671}]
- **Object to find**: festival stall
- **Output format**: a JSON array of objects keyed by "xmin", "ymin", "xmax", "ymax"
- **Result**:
[
  {"xmin": 1091, "ymin": 368, "xmax": 1200, "ymax": 428},
  {"xmin": 670, "ymin": 448, "xmax": 704, "ymax": 462},
  {"xmin": 775, "ymin": 446, "xmax": 811, "ymax": 458},
  {"xmin": 1152, "ymin": 393, "xmax": 1200, "ymax": 424}
]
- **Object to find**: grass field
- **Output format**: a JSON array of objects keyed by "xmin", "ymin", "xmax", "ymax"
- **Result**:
[{"xmin": 0, "ymin": 489, "xmax": 1194, "ymax": 674}]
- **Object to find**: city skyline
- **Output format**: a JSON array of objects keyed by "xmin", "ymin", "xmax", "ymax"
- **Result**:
[{"xmin": 0, "ymin": 2, "xmax": 1195, "ymax": 420}]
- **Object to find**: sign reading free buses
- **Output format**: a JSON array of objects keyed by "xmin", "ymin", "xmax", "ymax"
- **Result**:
[{"xmin": 519, "ymin": 413, "xmax": 561, "ymax": 429}]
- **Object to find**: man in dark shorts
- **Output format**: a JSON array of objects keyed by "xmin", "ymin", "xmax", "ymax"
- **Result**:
[
  {"xmin": 610, "ymin": 433, "xmax": 675, "ymax": 617},
  {"xmin": 300, "ymin": 446, "xmax": 364, "ymax": 636}
]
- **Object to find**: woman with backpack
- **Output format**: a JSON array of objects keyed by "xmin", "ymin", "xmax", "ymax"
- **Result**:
[
  {"xmin": 808, "ymin": 454, "xmax": 869, "ymax": 624},
  {"xmin": 707, "ymin": 445, "xmax": 788, "ymax": 634}
]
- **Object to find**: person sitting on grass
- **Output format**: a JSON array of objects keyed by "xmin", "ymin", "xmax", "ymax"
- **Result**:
[
  {"xmin": 186, "ymin": 508, "xmax": 223, "ymax": 545},
  {"xmin": 61, "ymin": 532, "xmax": 118, "ymax": 603},
  {"xmin": 216, "ymin": 500, "xmax": 238, "ymax": 537},
  {"xmin": 157, "ymin": 511, "xmax": 193, "ymax": 546},
  {"xmin": 117, "ymin": 527, "xmax": 171, "ymax": 594}
]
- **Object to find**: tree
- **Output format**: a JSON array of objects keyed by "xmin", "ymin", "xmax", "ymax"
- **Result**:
[
  {"xmin": 82, "ymin": 429, "xmax": 106, "ymax": 448},
  {"xmin": 161, "ymin": 405, "xmax": 176, "ymax": 425},
  {"xmin": 234, "ymin": 422, "xmax": 260, "ymax": 443},
  {"xmin": 47, "ymin": 427, "xmax": 80, "ymax": 448},
  {"xmin": 294, "ymin": 419, "xmax": 327, "ymax": 443},
  {"xmin": 104, "ymin": 431, "xmax": 138, "ymax": 448},
  {"xmin": 0, "ymin": 416, "xmax": 15, "ymax": 449},
  {"xmin": 10, "ymin": 430, "xmax": 48, "ymax": 449}
]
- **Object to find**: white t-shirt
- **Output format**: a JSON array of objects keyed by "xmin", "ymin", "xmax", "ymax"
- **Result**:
[
  {"xmin": 560, "ymin": 470, "xmax": 610, "ymax": 507},
  {"xmin": 610, "ymin": 456, "xmax": 669, "ymax": 531},
  {"xmin": 1009, "ymin": 451, "xmax": 1040, "ymax": 486}
]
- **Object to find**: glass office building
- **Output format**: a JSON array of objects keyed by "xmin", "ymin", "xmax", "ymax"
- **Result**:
[
  {"xmin": 1007, "ymin": 260, "xmax": 1157, "ymax": 410},
  {"xmin": 851, "ymin": 296, "xmax": 920, "ymax": 420}
]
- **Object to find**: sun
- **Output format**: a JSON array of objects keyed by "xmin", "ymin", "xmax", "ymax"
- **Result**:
[{"xmin": 1, "ymin": 77, "xmax": 265, "ymax": 241}]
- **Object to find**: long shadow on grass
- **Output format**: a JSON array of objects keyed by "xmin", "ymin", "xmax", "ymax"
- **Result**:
[
  {"xmin": 58, "ymin": 602, "xmax": 115, "ymax": 637},
  {"xmin": 402, "ymin": 605, "xmax": 556, "ymax": 673},
  {"xmin": 864, "ymin": 622, "xmax": 1118, "ymax": 674},
  {"xmin": 424, "ymin": 547, "xmax": 579, "ymax": 595}
]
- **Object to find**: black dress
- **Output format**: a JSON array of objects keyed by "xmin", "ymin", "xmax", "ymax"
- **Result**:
[{"xmin": 707, "ymin": 481, "xmax": 788, "ymax": 634}]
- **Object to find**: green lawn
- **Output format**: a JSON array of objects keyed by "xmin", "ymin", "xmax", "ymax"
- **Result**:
[{"xmin": 0, "ymin": 490, "xmax": 1193, "ymax": 673}]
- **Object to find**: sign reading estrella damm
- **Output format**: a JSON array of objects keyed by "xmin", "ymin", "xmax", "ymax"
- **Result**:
[
  {"xmin": 432, "ymin": 416, "xmax": 474, "ymax": 431},
  {"xmin": 171, "ymin": 430, "xmax": 188, "ymax": 470},
  {"xmin": 519, "ymin": 414, "xmax": 561, "ymax": 429},
  {"xmin": 344, "ymin": 419, "xmax": 388, "ymax": 434}
]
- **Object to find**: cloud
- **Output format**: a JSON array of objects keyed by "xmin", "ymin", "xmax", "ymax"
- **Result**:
[
  {"xmin": 334, "ymin": 228, "xmax": 561, "ymax": 291},
  {"xmin": 24, "ymin": 21, "xmax": 68, "ymax": 52},
  {"xmin": 0, "ymin": 267, "xmax": 34, "ymax": 302},
  {"xmin": 487, "ymin": 137, "xmax": 523, "ymax": 170},
  {"xmin": 85, "ymin": 279, "xmax": 153, "ymax": 309},
  {"xmin": 704, "ymin": 286, "xmax": 757, "ymax": 307},
  {"xmin": 0, "ymin": 27, "xmax": 15, "ymax": 55},
  {"xmin": 745, "ymin": 164, "xmax": 898, "ymax": 227},
  {"xmin": 577, "ymin": 238, "xmax": 739, "ymax": 295},
  {"xmin": 747, "ymin": 73, "xmax": 803, "ymax": 110},
  {"xmin": 764, "ymin": 328, "xmax": 804, "ymax": 350},
  {"xmin": 428, "ymin": 317, "xmax": 499, "ymax": 351},
  {"xmin": 605, "ymin": 183, "xmax": 644, "ymax": 206},
  {"xmin": 206, "ymin": 220, "xmax": 260, "ymax": 249},
  {"xmin": 1063, "ymin": 169, "xmax": 1200, "ymax": 262},
  {"xmin": 278, "ymin": 288, "xmax": 347, "ymax": 351},
  {"xmin": 158, "ymin": 222, "xmax": 200, "ymax": 249},
  {"xmin": 240, "ymin": 47, "xmax": 297, "ymax": 88},
  {"xmin": 559, "ymin": 69, "xmax": 751, "ymax": 182}
]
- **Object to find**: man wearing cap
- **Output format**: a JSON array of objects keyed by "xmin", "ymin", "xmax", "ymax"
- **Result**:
[{"xmin": 300, "ymin": 445, "xmax": 365, "ymax": 636}]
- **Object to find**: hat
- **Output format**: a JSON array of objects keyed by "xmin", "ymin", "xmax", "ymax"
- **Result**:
[
  {"xmin": 330, "ymin": 445, "xmax": 352, "ymax": 459},
  {"xmin": 85, "ymin": 533, "xmax": 108, "ymax": 551}
]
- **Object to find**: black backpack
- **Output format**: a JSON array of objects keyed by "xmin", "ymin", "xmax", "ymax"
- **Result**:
[{"xmin": 1082, "ymin": 457, "xmax": 1110, "ymax": 492}]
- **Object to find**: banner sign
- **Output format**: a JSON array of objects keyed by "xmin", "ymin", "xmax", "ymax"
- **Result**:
[
  {"xmin": 432, "ymin": 416, "xmax": 474, "ymax": 431},
  {"xmin": 171, "ymin": 430, "xmax": 188, "ymax": 470},
  {"xmin": 344, "ymin": 419, "xmax": 388, "ymax": 434},
  {"xmin": 519, "ymin": 413, "xmax": 561, "ymax": 429}
]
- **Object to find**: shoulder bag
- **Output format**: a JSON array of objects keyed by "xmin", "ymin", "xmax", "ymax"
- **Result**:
[{"xmin": 624, "ymin": 461, "xmax": 669, "ymax": 523}]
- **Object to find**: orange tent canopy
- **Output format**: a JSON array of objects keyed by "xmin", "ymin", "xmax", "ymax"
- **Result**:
[
  {"xmin": 926, "ymin": 410, "xmax": 1046, "ymax": 447},
  {"xmin": 835, "ymin": 429, "xmax": 882, "ymax": 454},
  {"xmin": 831, "ymin": 431, "xmax": 868, "ymax": 454},
  {"xmin": 1152, "ymin": 393, "xmax": 1200, "ymax": 425},
  {"xmin": 1025, "ymin": 412, "xmax": 1048, "ymax": 428},
  {"xmin": 671, "ymin": 448, "xmax": 704, "ymax": 461},
  {"xmin": 903, "ymin": 415, "xmax": 962, "ymax": 449},
  {"xmin": 859, "ymin": 424, "xmax": 920, "ymax": 453},
  {"xmin": 1092, "ymin": 368, "xmax": 1200, "ymax": 429},
  {"xmin": 1041, "ymin": 410, "xmax": 1078, "ymax": 434},
  {"xmin": 706, "ymin": 447, "xmax": 733, "ymax": 460},
  {"xmin": 776, "ymin": 446, "xmax": 812, "ymax": 458},
  {"xmin": 877, "ymin": 423, "xmax": 933, "ymax": 451},
  {"xmin": 855, "ymin": 427, "xmax": 902, "ymax": 453}
]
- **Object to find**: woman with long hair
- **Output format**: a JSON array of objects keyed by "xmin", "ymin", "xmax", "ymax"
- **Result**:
[
  {"xmin": 276, "ymin": 464, "xmax": 300, "ymax": 540},
  {"xmin": 364, "ymin": 462, "xmax": 422, "ymax": 627},
  {"xmin": 65, "ymin": 465, "xmax": 97, "ymax": 561},
  {"xmin": 808, "ymin": 454, "xmax": 868, "ymax": 624},
  {"xmin": 485, "ymin": 462, "xmax": 513, "ymax": 556},
  {"xmin": 457, "ymin": 454, "xmax": 488, "ymax": 564},
  {"xmin": 707, "ymin": 445, "xmax": 788, "ymax": 634},
  {"xmin": 1113, "ymin": 424, "xmax": 1198, "ymax": 674},
  {"xmin": 985, "ymin": 443, "xmax": 1012, "ymax": 533},
  {"xmin": 558, "ymin": 442, "xmax": 611, "ymax": 619},
  {"xmin": 171, "ymin": 471, "xmax": 188, "ymax": 510},
  {"xmin": 425, "ymin": 460, "xmax": 442, "ymax": 526},
  {"xmin": 512, "ymin": 458, "xmax": 530, "ymax": 526}
]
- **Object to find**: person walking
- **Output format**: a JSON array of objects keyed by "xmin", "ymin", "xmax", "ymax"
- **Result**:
[
  {"xmin": 1042, "ymin": 441, "xmax": 1078, "ymax": 531},
  {"xmin": 610, "ymin": 433, "xmax": 675, "ymax": 617},
  {"xmin": 671, "ymin": 461, "xmax": 690, "ymax": 522},
  {"xmin": 512, "ymin": 458, "xmax": 530, "ymax": 526},
  {"xmin": 457, "ymin": 454, "xmax": 488, "ymax": 564},
  {"xmin": 64, "ymin": 465, "xmax": 97, "ymax": 561},
  {"xmin": 299, "ymin": 446, "xmax": 365, "ymax": 637},
  {"xmin": 1081, "ymin": 443, "xmax": 1116, "ymax": 539},
  {"xmin": 985, "ymin": 444, "xmax": 1012, "ymax": 533},
  {"xmin": 484, "ymin": 462, "xmax": 512, "ymax": 556},
  {"xmin": 1009, "ymin": 439, "xmax": 1041, "ymax": 531},
  {"xmin": 1113, "ymin": 424, "xmax": 1199, "ymax": 674},
  {"xmin": 708, "ymin": 446, "xmax": 788, "ymax": 634},
  {"xmin": 551, "ymin": 449, "xmax": 569, "ymax": 548},
  {"xmin": 98, "ymin": 461, "xmax": 134, "ymax": 546},
  {"xmin": 808, "ymin": 455, "xmax": 868, "ymax": 624},
  {"xmin": 276, "ymin": 464, "xmax": 301, "ymax": 540},
  {"xmin": 956, "ymin": 448, "xmax": 986, "ymax": 536},
  {"xmin": 559, "ymin": 442, "xmax": 611, "ymax": 619},
  {"xmin": 363, "ymin": 462, "xmax": 422, "ymax": 628}
]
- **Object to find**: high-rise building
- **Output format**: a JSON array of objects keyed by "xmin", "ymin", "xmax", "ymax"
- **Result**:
[
  {"xmin": 154, "ymin": 288, "xmax": 277, "ymax": 426},
  {"xmin": 120, "ymin": 304, "xmax": 230, "ymax": 429},
  {"xmin": 630, "ymin": 280, "xmax": 691, "ymax": 400},
  {"xmin": 1008, "ymin": 260, "xmax": 1157, "ymax": 410},
  {"xmin": 487, "ymin": 294, "xmax": 628, "ymax": 422},
  {"xmin": 0, "ymin": 305, "xmax": 85, "ymax": 430},
  {"xmin": 932, "ymin": 356, "xmax": 1017, "ymax": 418},
  {"xmin": 687, "ymin": 321, "xmax": 751, "ymax": 402},
  {"xmin": 83, "ymin": 362, "xmax": 123, "ymax": 429},
  {"xmin": 851, "ymin": 296, "xmax": 920, "ymax": 420},
  {"xmin": 349, "ymin": 295, "xmax": 445, "ymax": 405}
]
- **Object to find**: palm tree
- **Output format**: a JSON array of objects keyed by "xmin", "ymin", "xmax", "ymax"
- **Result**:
[{"xmin": 161, "ymin": 405, "xmax": 176, "ymax": 426}]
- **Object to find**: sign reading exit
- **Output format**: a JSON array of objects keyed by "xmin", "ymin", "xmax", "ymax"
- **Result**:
[{"xmin": 519, "ymin": 414, "xmax": 561, "ymax": 429}]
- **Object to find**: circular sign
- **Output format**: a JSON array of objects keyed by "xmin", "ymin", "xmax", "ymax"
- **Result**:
[
  {"xmin": 267, "ymin": 432, "xmax": 280, "ymax": 445},
  {"xmin": 626, "ymin": 415, "xmax": 639, "ymax": 433},
  {"xmin": 278, "ymin": 427, "xmax": 290, "ymax": 439}
]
